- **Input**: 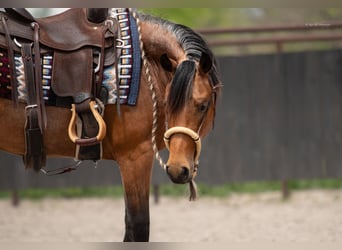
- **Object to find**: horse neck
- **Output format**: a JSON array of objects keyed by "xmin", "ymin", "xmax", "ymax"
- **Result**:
[
  {"xmin": 139, "ymin": 20, "xmax": 184, "ymax": 104},
  {"xmin": 140, "ymin": 20, "xmax": 187, "ymax": 64}
]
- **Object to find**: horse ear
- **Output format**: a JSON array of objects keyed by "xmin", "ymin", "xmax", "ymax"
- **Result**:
[
  {"xmin": 160, "ymin": 53, "xmax": 173, "ymax": 72},
  {"xmin": 199, "ymin": 52, "xmax": 213, "ymax": 74}
]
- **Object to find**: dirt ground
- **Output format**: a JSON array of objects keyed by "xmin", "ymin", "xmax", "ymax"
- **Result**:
[{"xmin": 0, "ymin": 189, "xmax": 342, "ymax": 242}]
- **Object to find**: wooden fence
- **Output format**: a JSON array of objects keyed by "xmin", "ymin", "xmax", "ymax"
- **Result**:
[{"xmin": 1, "ymin": 49, "xmax": 342, "ymax": 190}]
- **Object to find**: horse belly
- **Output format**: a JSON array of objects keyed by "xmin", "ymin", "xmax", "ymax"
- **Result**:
[{"xmin": 0, "ymin": 99, "xmax": 74, "ymax": 157}]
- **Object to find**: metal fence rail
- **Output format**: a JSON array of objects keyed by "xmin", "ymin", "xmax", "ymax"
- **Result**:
[
  {"xmin": 196, "ymin": 21, "xmax": 342, "ymax": 52},
  {"xmin": 197, "ymin": 21, "xmax": 342, "ymax": 35}
]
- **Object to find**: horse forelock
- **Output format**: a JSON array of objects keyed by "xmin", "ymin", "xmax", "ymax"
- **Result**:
[{"xmin": 167, "ymin": 60, "xmax": 196, "ymax": 115}]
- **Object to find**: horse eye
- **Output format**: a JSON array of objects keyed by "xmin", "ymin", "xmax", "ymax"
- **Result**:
[{"xmin": 198, "ymin": 102, "xmax": 209, "ymax": 113}]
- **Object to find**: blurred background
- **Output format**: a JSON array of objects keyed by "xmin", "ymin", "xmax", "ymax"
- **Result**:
[{"xmin": 1, "ymin": 8, "xmax": 342, "ymax": 242}]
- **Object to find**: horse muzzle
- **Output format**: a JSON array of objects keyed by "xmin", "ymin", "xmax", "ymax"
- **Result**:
[{"xmin": 163, "ymin": 126, "xmax": 201, "ymax": 183}]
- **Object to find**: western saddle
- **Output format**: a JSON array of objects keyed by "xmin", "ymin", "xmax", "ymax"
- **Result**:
[{"xmin": 0, "ymin": 8, "xmax": 120, "ymax": 171}]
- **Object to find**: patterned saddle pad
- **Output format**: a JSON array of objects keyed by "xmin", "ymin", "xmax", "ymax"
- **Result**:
[{"xmin": 0, "ymin": 8, "xmax": 141, "ymax": 106}]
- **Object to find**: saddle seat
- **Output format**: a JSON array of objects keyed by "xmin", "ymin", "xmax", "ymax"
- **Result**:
[{"xmin": 37, "ymin": 8, "xmax": 113, "ymax": 51}]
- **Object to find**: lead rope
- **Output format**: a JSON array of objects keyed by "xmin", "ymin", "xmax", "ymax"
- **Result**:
[{"xmin": 130, "ymin": 9, "xmax": 197, "ymax": 201}]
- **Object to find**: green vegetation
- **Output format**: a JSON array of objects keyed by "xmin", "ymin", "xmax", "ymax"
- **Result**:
[
  {"xmin": 1, "ymin": 179, "xmax": 342, "ymax": 200},
  {"xmin": 0, "ymin": 186, "xmax": 124, "ymax": 200},
  {"xmin": 141, "ymin": 8, "xmax": 342, "ymax": 30},
  {"xmin": 140, "ymin": 8, "xmax": 342, "ymax": 56},
  {"xmin": 196, "ymin": 179, "xmax": 342, "ymax": 197}
]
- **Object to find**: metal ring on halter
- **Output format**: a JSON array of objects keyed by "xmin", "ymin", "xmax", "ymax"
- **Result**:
[{"xmin": 163, "ymin": 126, "xmax": 202, "ymax": 165}]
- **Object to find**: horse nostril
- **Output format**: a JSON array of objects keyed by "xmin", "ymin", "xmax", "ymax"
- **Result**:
[
  {"xmin": 165, "ymin": 165, "xmax": 190, "ymax": 183},
  {"xmin": 181, "ymin": 166, "xmax": 189, "ymax": 179}
]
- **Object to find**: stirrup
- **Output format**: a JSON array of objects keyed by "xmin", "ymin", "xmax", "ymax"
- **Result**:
[{"xmin": 68, "ymin": 100, "xmax": 106, "ymax": 146}]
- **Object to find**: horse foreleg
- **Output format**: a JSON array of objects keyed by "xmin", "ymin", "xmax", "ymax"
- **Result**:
[{"xmin": 117, "ymin": 149, "xmax": 153, "ymax": 242}]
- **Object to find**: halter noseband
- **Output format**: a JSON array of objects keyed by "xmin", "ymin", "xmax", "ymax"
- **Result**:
[{"xmin": 163, "ymin": 126, "xmax": 202, "ymax": 167}]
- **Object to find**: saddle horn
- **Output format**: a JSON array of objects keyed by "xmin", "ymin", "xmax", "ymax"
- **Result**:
[{"xmin": 86, "ymin": 8, "xmax": 109, "ymax": 23}]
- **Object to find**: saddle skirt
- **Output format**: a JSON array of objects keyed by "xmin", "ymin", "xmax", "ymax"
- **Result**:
[{"xmin": 0, "ymin": 8, "xmax": 141, "ymax": 107}]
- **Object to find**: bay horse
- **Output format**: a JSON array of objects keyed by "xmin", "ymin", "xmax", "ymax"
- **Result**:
[{"xmin": 0, "ymin": 8, "xmax": 221, "ymax": 241}]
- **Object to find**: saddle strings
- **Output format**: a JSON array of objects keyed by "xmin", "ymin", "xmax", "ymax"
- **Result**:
[
  {"xmin": 129, "ymin": 8, "xmax": 198, "ymax": 201},
  {"xmin": 40, "ymin": 160, "xmax": 83, "ymax": 176}
]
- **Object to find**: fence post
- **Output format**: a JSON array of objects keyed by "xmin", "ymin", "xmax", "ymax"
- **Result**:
[
  {"xmin": 276, "ymin": 41, "xmax": 291, "ymax": 200},
  {"xmin": 153, "ymin": 184, "xmax": 160, "ymax": 204},
  {"xmin": 11, "ymin": 189, "xmax": 19, "ymax": 207},
  {"xmin": 281, "ymin": 180, "xmax": 290, "ymax": 199}
]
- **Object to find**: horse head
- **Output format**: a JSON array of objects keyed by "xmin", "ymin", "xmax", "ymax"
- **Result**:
[{"xmin": 161, "ymin": 51, "xmax": 220, "ymax": 184}]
